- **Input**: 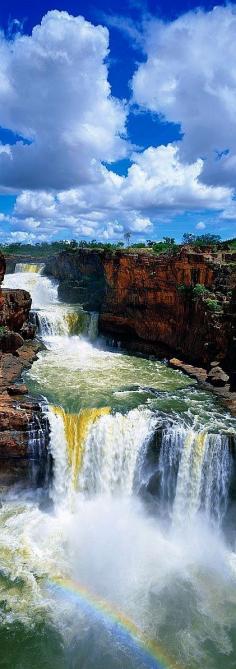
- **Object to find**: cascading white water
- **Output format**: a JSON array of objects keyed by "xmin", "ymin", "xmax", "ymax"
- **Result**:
[
  {"xmin": 15, "ymin": 262, "xmax": 45, "ymax": 273},
  {"xmin": 79, "ymin": 408, "xmax": 157, "ymax": 496},
  {"xmin": 159, "ymin": 425, "xmax": 233, "ymax": 526},
  {"xmin": 87, "ymin": 312, "xmax": 99, "ymax": 341},
  {"xmin": 36, "ymin": 308, "xmax": 96, "ymax": 339},
  {"xmin": 3, "ymin": 266, "xmax": 59, "ymax": 309},
  {"xmin": 47, "ymin": 408, "xmax": 70, "ymax": 503},
  {"xmin": 48, "ymin": 406, "xmax": 157, "ymax": 504},
  {"xmin": 36, "ymin": 309, "xmax": 75, "ymax": 337},
  {"xmin": 4, "ymin": 262, "xmax": 98, "ymax": 342},
  {"xmin": 27, "ymin": 415, "xmax": 50, "ymax": 487}
]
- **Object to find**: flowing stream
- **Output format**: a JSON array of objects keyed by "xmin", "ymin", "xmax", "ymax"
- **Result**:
[{"xmin": 1, "ymin": 263, "xmax": 236, "ymax": 669}]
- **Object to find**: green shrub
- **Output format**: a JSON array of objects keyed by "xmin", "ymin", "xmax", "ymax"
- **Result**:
[
  {"xmin": 177, "ymin": 284, "xmax": 192, "ymax": 296},
  {"xmin": 129, "ymin": 243, "xmax": 145, "ymax": 249},
  {"xmin": 192, "ymin": 284, "xmax": 209, "ymax": 298},
  {"xmin": 182, "ymin": 233, "xmax": 221, "ymax": 247},
  {"xmin": 205, "ymin": 298, "xmax": 221, "ymax": 312},
  {"xmin": 153, "ymin": 241, "xmax": 179, "ymax": 255}
]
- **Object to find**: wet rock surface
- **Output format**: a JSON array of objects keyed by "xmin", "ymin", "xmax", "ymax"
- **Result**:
[
  {"xmin": 207, "ymin": 366, "xmax": 230, "ymax": 386},
  {"xmin": 0, "ymin": 288, "xmax": 32, "ymax": 331},
  {"xmin": 170, "ymin": 357, "xmax": 236, "ymax": 415}
]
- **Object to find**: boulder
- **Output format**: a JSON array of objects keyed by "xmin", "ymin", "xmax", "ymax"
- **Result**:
[
  {"xmin": 207, "ymin": 366, "xmax": 229, "ymax": 387},
  {"xmin": 0, "ymin": 288, "xmax": 31, "ymax": 331},
  {"xmin": 20, "ymin": 321, "xmax": 37, "ymax": 340},
  {"xmin": 7, "ymin": 384, "xmax": 28, "ymax": 396},
  {"xmin": 0, "ymin": 330, "xmax": 24, "ymax": 353}
]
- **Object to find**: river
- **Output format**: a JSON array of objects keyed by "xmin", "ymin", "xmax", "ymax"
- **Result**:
[{"xmin": 1, "ymin": 263, "xmax": 236, "ymax": 669}]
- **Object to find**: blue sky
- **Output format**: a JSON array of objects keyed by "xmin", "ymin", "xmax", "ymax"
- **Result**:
[{"xmin": 0, "ymin": 0, "xmax": 235, "ymax": 243}]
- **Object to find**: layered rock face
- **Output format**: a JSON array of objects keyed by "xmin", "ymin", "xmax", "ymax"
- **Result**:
[
  {"xmin": 0, "ymin": 288, "xmax": 32, "ymax": 333},
  {"xmin": 100, "ymin": 250, "xmax": 217, "ymax": 356},
  {"xmin": 0, "ymin": 252, "xmax": 50, "ymax": 488},
  {"xmin": 46, "ymin": 249, "xmax": 106, "ymax": 309},
  {"xmin": 0, "ymin": 394, "xmax": 50, "ymax": 488},
  {"xmin": 0, "ymin": 252, "xmax": 5, "ymax": 283}
]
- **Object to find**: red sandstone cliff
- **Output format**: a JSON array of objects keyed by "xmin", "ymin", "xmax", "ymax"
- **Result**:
[
  {"xmin": 45, "ymin": 247, "xmax": 236, "ymax": 374},
  {"xmin": 100, "ymin": 249, "xmax": 236, "ymax": 366},
  {"xmin": 0, "ymin": 288, "xmax": 32, "ymax": 332}
]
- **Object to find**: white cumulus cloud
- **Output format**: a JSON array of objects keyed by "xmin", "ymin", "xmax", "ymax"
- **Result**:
[
  {"xmin": 8, "ymin": 144, "xmax": 233, "ymax": 240},
  {"xmin": 132, "ymin": 6, "xmax": 236, "ymax": 188},
  {"xmin": 0, "ymin": 9, "xmax": 236, "ymax": 242},
  {"xmin": 0, "ymin": 10, "xmax": 127, "ymax": 190},
  {"xmin": 196, "ymin": 221, "xmax": 206, "ymax": 230}
]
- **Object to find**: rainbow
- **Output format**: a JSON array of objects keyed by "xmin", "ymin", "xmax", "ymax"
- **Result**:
[{"xmin": 49, "ymin": 575, "xmax": 181, "ymax": 669}]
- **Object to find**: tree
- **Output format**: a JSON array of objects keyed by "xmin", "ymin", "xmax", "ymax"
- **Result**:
[
  {"xmin": 69, "ymin": 239, "xmax": 78, "ymax": 248},
  {"xmin": 163, "ymin": 237, "xmax": 175, "ymax": 245},
  {"xmin": 182, "ymin": 232, "xmax": 221, "ymax": 247},
  {"xmin": 182, "ymin": 233, "xmax": 196, "ymax": 245},
  {"xmin": 124, "ymin": 231, "xmax": 131, "ymax": 245},
  {"xmin": 196, "ymin": 234, "xmax": 221, "ymax": 246}
]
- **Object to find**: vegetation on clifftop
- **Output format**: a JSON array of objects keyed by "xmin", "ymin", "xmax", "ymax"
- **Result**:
[{"xmin": 0, "ymin": 234, "xmax": 235, "ymax": 259}]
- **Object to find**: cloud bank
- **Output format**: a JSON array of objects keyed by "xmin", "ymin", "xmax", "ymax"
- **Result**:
[{"xmin": 0, "ymin": 7, "xmax": 236, "ymax": 241}]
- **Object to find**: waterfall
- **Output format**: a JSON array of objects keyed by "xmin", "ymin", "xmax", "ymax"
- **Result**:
[
  {"xmin": 5, "ymin": 261, "xmax": 98, "ymax": 342},
  {"xmin": 48, "ymin": 406, "xmax": 111, "ymax": 502},
  {"xmin": 36, "ymin": 308, "xmax": 97, "ymax": 340},
  {"xmin": 87, "ymin": 312, "xmax": 99, "ymax": 341},
  {"xmin": 36, "ymin": 308, "xmax": 91, "ymax": 338},
  {"xmin": 27, "ymin": 411, "xmax": 51, "ymax": 487},
  {"xmin": 159, "ymin": 425, "xmax": 233, "ymax": 526},
  {"xmin": 3, "ymin": 267, "xmax": 59, "ymax": 309},
  {"xmin": 79, "ymin": 408, "xmax": 157, "ymax": 496},
  {"xmin": 47, "ymin": 407, "xmax": 71, "ymax": 502},
  {"xmin": 48, "ymin": 405, "xmax": 233, "ymax": 526},
  {"xmin": 48, "ymin": 406, "xmax": 157, "ymax": 502},
  {"xmin": 15, "ymin": 262, "xmax": 44, "ymax": 273}
]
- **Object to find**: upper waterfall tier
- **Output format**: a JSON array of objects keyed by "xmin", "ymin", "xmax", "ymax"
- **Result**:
[
  {"xmin": 35, "ymin": 307, "xmax": 98, "ymax": 339},
  {"xmin": 15, "ymin": 263, "xmax": 45, "ymax": 273},
  {"xmin": 3, "ymin": 263, "xmax": 99, "ymax": 341}
]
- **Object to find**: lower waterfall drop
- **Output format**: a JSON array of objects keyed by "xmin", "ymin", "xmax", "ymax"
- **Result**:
[
  {"xmin": 79, "ymin": 408, "xmax": 157, "ymax": 496},
  {"xmin": 27, "ymin": 412, "xmax": 50, "ymax": 487},
  {"xmin": 48, "ymin": 406, "xmax": 157, "ymax": 502},
  {"xmin": 173, "ymin": 430, "xmax": 208, "ymax": 522},
  {"xmin": 159, "ymin": 425, "xmax": 233, "ymax": 526},
  {"xmin": 87, "ymin": 312, "xmax": 99, "ymax": 341},
  {"xmin": 48, "ymin": 406, "xmax": 111, "ymax": 502}
]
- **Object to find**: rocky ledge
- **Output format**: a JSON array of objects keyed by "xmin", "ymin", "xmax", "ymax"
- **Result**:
[
  {"xmin": 0, "ymin": 252, "xmax": 50, "ymax": 489},
  {"xmin": 169, "ymin": 358, "xmax": 236, "ymax": 416}
]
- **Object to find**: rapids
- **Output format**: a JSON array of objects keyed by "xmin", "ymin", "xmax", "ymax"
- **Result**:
[{"xmin": 1, "ymin": 263, "xmax": 236, "ymax": 669}]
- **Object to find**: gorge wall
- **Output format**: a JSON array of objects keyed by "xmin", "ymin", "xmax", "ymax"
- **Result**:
[
  {"xmin": 45, "ymin": 247, "xmax": 236, "ymax": 391},
  {"xmin": 0, "ymin": 252, "xmax": 50, "ymax": 488}
]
